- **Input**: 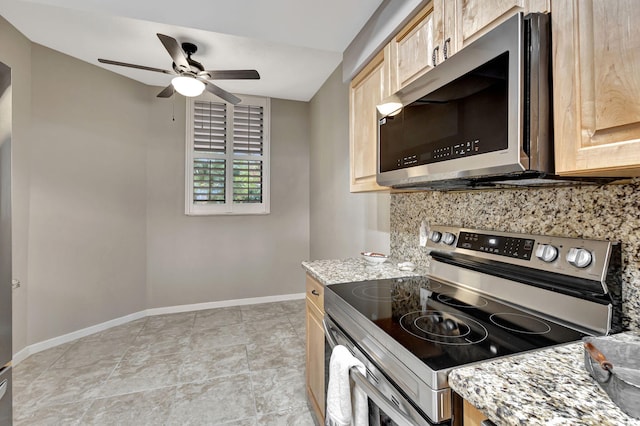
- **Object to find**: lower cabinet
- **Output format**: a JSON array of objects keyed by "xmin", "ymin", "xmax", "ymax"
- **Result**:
[
  {"xmin": 453, "ymin": 392, "xmax": 489, "ymax": 426},
  {"xmin": 305, "ymin": 274, "xmax": 325, "ymax": 424},
  {"xmin": 462, "ymin": 399, "xmax": 489, "ymax": 426}
]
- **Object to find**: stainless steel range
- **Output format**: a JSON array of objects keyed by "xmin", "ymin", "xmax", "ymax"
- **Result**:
[{"xmin": 323, "ymin": 225, "xmax": 623, "ymax": 425}]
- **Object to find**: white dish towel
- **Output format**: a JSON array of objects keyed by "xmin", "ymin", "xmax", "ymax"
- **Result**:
[{"xmin": 325, "ymin": 344, "xmax": 369, "ymax": 426}]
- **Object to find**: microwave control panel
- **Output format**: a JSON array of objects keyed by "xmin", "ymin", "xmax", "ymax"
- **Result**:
[{"xmin": 396, "ymin": 139, "xmax": 482, "ymax": 168}]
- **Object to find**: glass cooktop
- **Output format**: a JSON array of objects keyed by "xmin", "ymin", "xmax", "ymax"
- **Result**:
[{"xmin": 327, "ymin": 276, "xmax": 586, "ymax": 371}]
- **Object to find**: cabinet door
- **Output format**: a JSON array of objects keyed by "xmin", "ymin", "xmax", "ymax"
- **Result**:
[
  {"xmin": 462, "ymin": 399, "xmax": 488, "ymax": 426},
  {"xmin": 306, "ymin": 299, "xmax": 325, "ymax": 423},
  {"xmin": 455, "ymin": 0, "xmax": 549, "ymax": 48},
  {"xmin": 392, "ymin": 4, "xmax": 436, "ymax": 89},
  {"xmin": 349, "ymin": 47, "xmax": 391, "ymax": 192},
  {"xmin": 433, "ymin": 0, "xmax": 459, "ymax": 63},
  {"xmin": 553, "ymin": 0, "xmax": 640, "ymax": 176}
]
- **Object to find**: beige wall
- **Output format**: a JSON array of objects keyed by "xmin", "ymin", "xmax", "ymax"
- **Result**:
[
  {"xmin": 308, "ymin": 64, "xmax": 390, "ymax": 260},
  {"xmin": 145, "ymin": 96, "xmax": 311, "ymax": 307},
  {"xmin": 1, "ymin": 15, "xmax": 152, "ymax": 349},
  {"xmin": 27, "ymin": 44, "xmax": 149, "ymax": 344},
  {"xmin": 2, "ymin": 13, "xmax": 312, "ymax": 352}
]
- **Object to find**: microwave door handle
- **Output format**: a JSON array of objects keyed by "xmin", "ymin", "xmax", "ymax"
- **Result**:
[{"xmin": 349, "ymin": 367, "xmax": 420, "ymax": 426}]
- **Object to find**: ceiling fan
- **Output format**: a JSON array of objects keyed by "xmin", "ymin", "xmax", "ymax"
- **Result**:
[{"xmin": 98, "ymin": 33, "xmax": 260, "ymax": 104}]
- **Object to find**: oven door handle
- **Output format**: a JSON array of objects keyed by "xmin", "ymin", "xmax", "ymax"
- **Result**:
[
  {"xmin": 323, "ymin": 318, "xmax": 339, "ymax": 349},
  {"xmin": 349, "ymin": 366, "xmax": 421, "ymax": 426},
  {"xmin": 324, "ymin": 319, "xmax": 428, "ymax": 426}
]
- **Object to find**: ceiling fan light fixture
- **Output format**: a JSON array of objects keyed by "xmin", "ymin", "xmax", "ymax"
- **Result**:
[{"xmin": 171, "ymin": 75, "xmax": 205, "ymax": 97}]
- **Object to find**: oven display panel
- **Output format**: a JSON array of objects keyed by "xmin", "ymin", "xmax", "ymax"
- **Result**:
[{"xmin": 457, "ymin": 231, "xmax": 535, "ymax": 260}]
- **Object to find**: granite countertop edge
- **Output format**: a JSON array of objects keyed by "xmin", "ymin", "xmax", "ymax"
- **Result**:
[
  {"xmin": 448, "ymin": 332, "xmax": 640, "ymax": 426},
  {"xmin": 300, "ymin": 259, "xmax": 640, "ymax": 425},
  {"xmin": 301, "ymin": 257, "xmax": 427, "ymax": 285}
]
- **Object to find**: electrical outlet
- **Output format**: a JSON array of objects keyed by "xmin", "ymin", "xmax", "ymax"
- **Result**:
[{"xmin": 419, "ymin": 220, "xmax": 428, "ymax": 247}]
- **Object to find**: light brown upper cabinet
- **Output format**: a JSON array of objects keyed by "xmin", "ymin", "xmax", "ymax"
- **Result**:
[
  {"xmin": 390, "ymin": 1, "xmax": 457, "ymax": 90},
  {"xmin": 349, "ymin": 46, "xmax": 392, "ymax": 192},
  {"xmin": 390, "ymin": 3, "xmax": 436, "ymax": 91},
  {"xmin": 432, "ymin": 0, "xmax": 460, "ymax": 66},
  {"xmin": 390, "ymin": 0, "xmax": 550, "ymax": 92},
  {"xmin": 348, "ymin": 0, "xmax": 554, "ymax": 193},
  {"xmin": 455, "ymin": 0, "xmax": 549, "ymax": 49},
  {"xmin": 553, "ymin": 0, "xmax": 640, "ymax": 176}
]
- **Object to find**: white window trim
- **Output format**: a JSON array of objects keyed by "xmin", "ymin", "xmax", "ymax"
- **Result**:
[{"xmin": 185, "ymin": 93, "xmax": 271, "ymax": 216}]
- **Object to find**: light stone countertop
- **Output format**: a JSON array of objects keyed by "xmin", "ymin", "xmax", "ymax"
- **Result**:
[
  {"xmin": 302, "ymin": 258, "xmax": 640, "ymax": 425},
  {"xmin": 448, "ymin": 332, "xmax": 640, "ymax": 426},
  {"xmin": 301, "ymin": 257, "xmax": 426, "ymax": 285}
]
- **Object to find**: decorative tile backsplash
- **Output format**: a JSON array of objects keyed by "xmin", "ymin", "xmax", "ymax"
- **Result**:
[{"xmin": 390, "ymin": 179, "xmax": 640, "ymax": 331}]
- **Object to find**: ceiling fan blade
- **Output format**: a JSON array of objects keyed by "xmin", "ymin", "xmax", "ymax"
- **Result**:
[
  {"xmin": 202, "ymin": 80, "xmax": 241, "ymax": 105},
  {"xmin": 156, "ymin": 85, "xmax": 175, "ymax": 98},
  {"xmin": 98, "ymin": 59, "xmax": 174, "ymax": 74},
  {"xmin": 157, "ymin": 34, "xmax": 190, "ymax": 72},
  {"xmin": 204, "ymin": 70, "xmax": 260, "ymax": 80}
]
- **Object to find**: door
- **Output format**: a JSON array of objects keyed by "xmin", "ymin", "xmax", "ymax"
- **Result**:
[
  {"xmin": 0, "ymin": 61, "xmax": 12, "ymax": 369},
  {"xmin": 349, "ymin": 47, "xmax": 391, "ymax": 192},
  {"xmin": 323, "ymin": 317, "xmax": 436, "ymax": 426},
  {"xmin": 455, "ymin": 0, "xmax": 549, "ymax": 48},
  {"xmin": 0, "ymin": 61, "xmax": 12, "ymax": 426},
  {"xmin": 553, "ymin": 0, "xmax": 640, "ymax": 176},
  {"xmin": 392, "ymin": 3, "xmax": 436, "ymax": 89}
]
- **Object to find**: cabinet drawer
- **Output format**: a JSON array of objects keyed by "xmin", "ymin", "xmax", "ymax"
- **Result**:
[{"xmin": 306, "ymin": 275, "xmax": 324, "ymax": 312}]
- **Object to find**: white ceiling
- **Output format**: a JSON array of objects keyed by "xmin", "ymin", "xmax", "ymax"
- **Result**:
[{"xmin": 0, "ymin": 0, "xmax": 384, "ymax": 101}]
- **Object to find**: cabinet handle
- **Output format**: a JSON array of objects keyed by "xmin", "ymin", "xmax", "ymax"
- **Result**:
[
  {"xmin": 432, "ymin": 46, "xmax": 440, "ymax": 67},
  {"xmin": 443, "ymin": 38, "xmax": 451, "ymax": 59},
  {"xmin": 311, "ymin": 289, "xmax": 320, "ymax": 296}
]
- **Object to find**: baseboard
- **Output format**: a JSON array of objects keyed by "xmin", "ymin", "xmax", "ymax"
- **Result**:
[
  {"xmin": 146, "ymin": 292, "xmax": 305, "ymax": 316},
  {"xmin": 12, "ymin": 292, "xmax": 305, "ymax": 365},
  {"xmin": 12, "ymin": 310, "xmax": 146, "ymax": 365}
]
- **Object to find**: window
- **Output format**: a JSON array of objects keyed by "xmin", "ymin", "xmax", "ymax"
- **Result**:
[{"xmin": 185, "ymin": 94, "xmax": 270, "ymax": 215}]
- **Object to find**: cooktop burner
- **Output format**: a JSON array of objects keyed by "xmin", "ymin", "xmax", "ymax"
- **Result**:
[
  {"xmin": 490, "ymin": 312, "xmax": 552, "ymax": 335},
  {"xmin": 327, "ymin": 276, "xmax": 586, "ymax": 370},
  {"xmin": 437, "ymin": 292, "xmax": 488, "ymax": 308},
  {"xmin": 400, "ymin": 310, "xmax": 488, "ymax": 346}
]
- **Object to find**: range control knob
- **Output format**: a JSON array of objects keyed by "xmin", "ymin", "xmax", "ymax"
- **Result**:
[
  {"xmin": 429, "ymin": 231, "xmax": 442, "ymax": 243},
  {"xmin": 442, "ymin": 232, "xmax": 456, "ymax": 245},
  {"xmin": 535, "ymin": 244, "xmax": 558, "ymax": 263},
  {"xmin": 566, "ymin": 247, "xmax": 593, "ymax": 268}
]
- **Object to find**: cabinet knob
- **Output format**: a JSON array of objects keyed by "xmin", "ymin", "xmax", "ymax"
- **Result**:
[
  {"xmin": 432, "ymin": 46, "xmax": 440, "ymax": 66},
  {"xmin": 311, "ymin": 289, "xmax": 320, "ymax": 296},
  {"xmin": 443, "ymin": 38, "xmax": 451, "ymax": 59}
]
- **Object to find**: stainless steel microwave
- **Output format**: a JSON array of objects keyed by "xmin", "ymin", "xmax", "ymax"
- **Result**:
[{"xmin": 377, "ymin": 12, "xmax": 554, "ymax": 190}]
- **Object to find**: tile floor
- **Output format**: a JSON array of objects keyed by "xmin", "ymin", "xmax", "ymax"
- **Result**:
[{"xmin": 12, "ymin": 299, "xmax": 316, "ymax": 425}]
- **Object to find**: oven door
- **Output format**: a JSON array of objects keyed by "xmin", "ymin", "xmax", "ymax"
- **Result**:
[{"xmin": 324, "ymin": 316, "xmax": 441, "ymax": 426}]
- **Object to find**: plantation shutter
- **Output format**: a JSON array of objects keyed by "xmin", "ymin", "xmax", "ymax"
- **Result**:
[
  {"xmin": 233, "ymin": 104, "xmax": 264, "ymax": 203},
  {"xmin": 194, "ymin": 101, "xmax": 226, "ymax": 154},
  {"xmin": 186, "ymin": 94, "xmax": 270, "ymax": 215},
  {"xmin": 192, "ymin": 101, "xmax": 227, "ymax": 204}
]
